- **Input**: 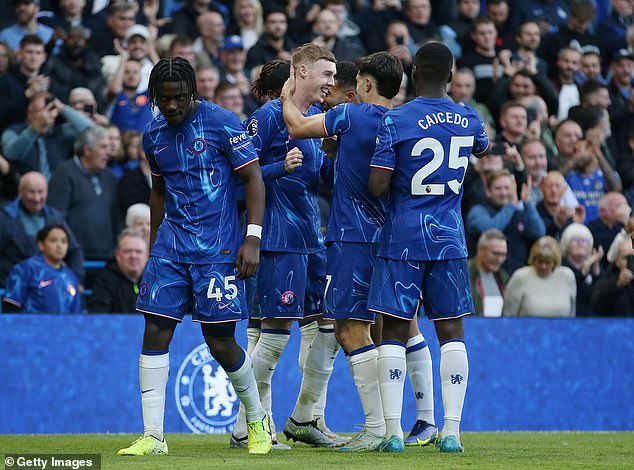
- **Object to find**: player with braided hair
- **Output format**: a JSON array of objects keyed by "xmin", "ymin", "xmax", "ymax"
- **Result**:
[{"xmin": 118, "ymin": 57, "xmax": 272, "ymax": 456}]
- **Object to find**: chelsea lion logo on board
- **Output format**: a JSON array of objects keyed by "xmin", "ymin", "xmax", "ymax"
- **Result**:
[
  {"xmin": 175, "ymin": 343, "xmax": 239, "ymax": 434},
  {"xmin": 190, "ymin": 138, "xmax": 208, "ymax": 154}
]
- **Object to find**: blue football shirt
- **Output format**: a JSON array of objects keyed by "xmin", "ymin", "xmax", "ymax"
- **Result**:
[
  {"xmin": 323, "ymin": 103, "xmax": 388, "ymax": 244},
  {"xmin": 143, "ymin": 100, "xmax": 258, "ymax": 264},
  {"xmin": 246, "ymin": 98, "xmax": 325, "ymax": 254},
  {"xmin": 3, "ymin": 255, "xmax": 82, "ymax": 313},
  {"xmin": 371, "ymin": 97, "xmax": 489, "ymax": 261}
]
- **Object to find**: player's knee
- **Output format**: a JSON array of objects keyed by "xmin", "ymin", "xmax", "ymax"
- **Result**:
[
  {"xmin": 142, "ymin": 314, "xmax": 177, "ymax": 349},
  {"xmin": 434, "ymin": 318, "xmax": 464, "ymax": 343}
]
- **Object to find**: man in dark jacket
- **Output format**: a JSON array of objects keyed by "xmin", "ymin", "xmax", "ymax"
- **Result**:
[
  {"xmin": 88, "ymin": 228, "xmax": 148, "ymax": 313},
  {"xmin": 592, "ymin": 238, "xmax": 634, "ymax": 317},
  {"xmin": 0, "ymin": 171, "xmax": 84, "ymax": 286}
]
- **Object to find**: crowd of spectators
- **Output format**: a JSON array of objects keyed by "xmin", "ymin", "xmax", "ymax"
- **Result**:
[{"xmin": 0, "ymin": 0, "xmax": 633, "ymax": 317}]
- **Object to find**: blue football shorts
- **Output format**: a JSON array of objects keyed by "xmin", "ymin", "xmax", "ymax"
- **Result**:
[
  {"xmin": 323, "ymin": 242, "xmax": 377, "ymax": 322},
  {"xmin": 136, "ymin": 256, "xmax": 248, "ymax": 323},
  {"xmin": 367, "ymin": 257, "xmax": 474, "ymax": 321},
  {"xmin": 256, "ymin": 250, "xmax": 325, "ymax": 319}
]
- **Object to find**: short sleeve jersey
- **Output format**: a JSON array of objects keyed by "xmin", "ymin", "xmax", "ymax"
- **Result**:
[
  {"xmin": 246, "ymin": 98, "xmax": 324, "ymax": 253},
  {"xmin": 3, "ymin": 255, "xmax": 82, "ymax": 313},
  {"xmin": 323, "ymin": 103, "xmax": 388, "ymax": 244},
  {"xmin": 371, "ymin": 97, "xmax": 489, "ymax": 261},
  {"xmin": 143, "ymin": 100, "xmax": 258, "ymax": 264}
]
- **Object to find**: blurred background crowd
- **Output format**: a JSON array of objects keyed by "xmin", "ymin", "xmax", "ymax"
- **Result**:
[{"xmin": 0, "ymin": 0, "xmax": 633, "ymax": 317}]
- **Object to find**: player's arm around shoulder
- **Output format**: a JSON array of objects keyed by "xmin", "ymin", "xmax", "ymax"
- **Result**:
[{"xmin": 235, "ymin": 161, "xmax": 265, "ymax": 280}]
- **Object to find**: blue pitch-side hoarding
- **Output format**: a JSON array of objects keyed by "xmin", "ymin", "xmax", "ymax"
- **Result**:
[{"xmin": 1, "ymin": 315, "xmax": 633, "ymax": 434}]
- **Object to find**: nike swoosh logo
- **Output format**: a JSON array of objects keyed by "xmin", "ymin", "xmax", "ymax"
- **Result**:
[
  {"xmin": 268, "ymin": 367, "xmax": 275, "ymax": 371},
  {"xmin": 141, "ymin": 389, "xmax": 154, "ymax": 394},
  {"xmin": 39, "ymin": 280, "xmax": 53, "ymax": 287},
  {"xmin": 155, "ymin": 146, "xmax": 169, "ymax": 155},
  {"xmin": 218, "ymin": 301, "xmax": 234, "ymax": 310},
  {"xmin": 234, "ymin": 386, "xmax": 250, "ymax": 393}
]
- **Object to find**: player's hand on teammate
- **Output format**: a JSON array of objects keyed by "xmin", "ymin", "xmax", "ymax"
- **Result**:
[
  {"xmin": 280, "ymin": 65, "xmax": 296, "ymax": 103},
  {"xmin": 235, "ymin": 237, "xmax": 260, "ymax": 280},
  {"xmin": 284, "ymin": 147, "xmax": 303, "ymax": 173}
]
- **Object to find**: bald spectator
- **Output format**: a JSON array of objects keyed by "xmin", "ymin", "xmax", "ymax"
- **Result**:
[
  {"xmin": 170, "ymin": 0, "xmax": 230, "ymax": 41},
  {"xmin": 196, "ymin": 64, "xmax": 220, "ymax": 101},
  {"xmin": 537, "ymin": 170, "xmax": 584, "ymax": 239},
  {"xmin": 449, "ymin": 68, "xmax": 495, "ymax": 131},
  {"xmin": 592, "ymin": 238, "xmax": 634, "ymax": 317},
  {"xmin": 48, "ymin": 126, "xmax": 120, "ymax": 261},
  {"xmin": 468, "ymin": 229, "xmax": 509, "ymax": 316},
  {"xmin": 587, "ymin": 192, "xmax": 630, "ymax": 264},
  {"xmin": 553, "ymin": 119, "xmax": 583, "ymax": 174},
  {"xmin": 193, "ymin": 11, "xmax": 225, "ymax": 69},
  {"xmin": 0, "ymin": 171, "xmax": 84, "ymax": 286},
  {"xmin": 521, "ymin": 139, "xmax": 549, "ymax": 202},
  {"xmin": 88, "ymin": 228, "xmax": 148, "ymax": 313}
]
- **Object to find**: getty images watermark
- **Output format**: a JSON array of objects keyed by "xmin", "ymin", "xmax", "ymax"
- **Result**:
[{"xmin": 4, "ymin": 455, "xmax": 100, "ymax": 470}]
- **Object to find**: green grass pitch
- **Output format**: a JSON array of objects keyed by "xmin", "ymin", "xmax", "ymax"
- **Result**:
[{"xmin": 1, "ymin": 433, "xmax": 633, "ymax": 469}]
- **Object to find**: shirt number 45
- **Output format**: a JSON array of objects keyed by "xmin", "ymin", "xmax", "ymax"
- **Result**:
[
  {"xmin": 207, "ymin": 275, "xmax": 238, "ymax": 301},
  {"xmin": 410, "ymin": 135, "xmax": 473, "ymax": 196}
]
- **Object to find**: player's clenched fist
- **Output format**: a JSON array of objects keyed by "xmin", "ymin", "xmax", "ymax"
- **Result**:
[{"xmin": 284, "ymin": 147, "xmax": 303, "ymax": 173}]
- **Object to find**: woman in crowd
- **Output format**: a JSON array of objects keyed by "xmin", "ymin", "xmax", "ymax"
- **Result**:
[
  {"xmin": 231, "ymin": 0, "xmax": 263, "ymax": 51},
  {"xmin": 2, "ymin": 225, "xmax": 83, "ymax": 314},
  {"xmin": 560, "ymin": 224, "xmax": 603, "ymax": 316},
  {"xmin": 503, "ymin": 236, "xmax": 576, "ymax": 317}
]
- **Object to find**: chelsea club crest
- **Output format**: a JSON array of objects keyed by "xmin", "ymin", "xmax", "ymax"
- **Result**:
[{"xmin": 175, "ymin": 343, "xmax": 239, "ymax": 434}]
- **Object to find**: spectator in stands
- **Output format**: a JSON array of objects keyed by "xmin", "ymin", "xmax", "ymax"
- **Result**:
[
  {"xmin": 443, "ymin": 0, "xmax": 480, "ymax": 58},
  {"xmin": 597, "ymin": 0, "xmax": 634, "ymax": 63},
  {"xmin": 245, "ymin": 9, "xmax": 294, "ymax": 74},
  {"xmin": 355, "ymin": 0, "xmax": 402, "ymax": 54},
  {"xmin": 117, "ymin": 149, "xmax": 151, "ymax": 220},
  {"xmin": 537, "ymin": 170, "xmax": 584, "ymax": 240},
  {"xmin": 384, "ymin": 20, "xmax": 414, "ymax": 71},
  {"xmin": 578, "ymin": 81, "xmax": 612, "ymax": 110},
  {"xmin": 105, "ymin": 123, "xmax": 124, "ymax": 168},
  {"xmin": 591, "ymin": 238, "xmax": 634, "ymax": 317},
  {"xmin": 323, "ymin": 0, "xmax": 362, "ymax": 43},
  {"xmin": 89, "ymin": 1, "xmax": 136, "ymax": 57},
  {"xmin": 565, "ymin": 121, "xmax": 622, "ymax": 223},
  {"xmin": 588, "ymin": 192, "xmax": 630, "ymax": 262},
  {"xmin": 521, "ymin": 138, "xmax": 549, "ymax": 202},
  {"xmin": 2, "ymin": 224, "xmax": 83, "ymax": 313},
  {"xmin": 450, "ymin": 67, "xmax": 495, "ymax": 132},
  {"xmin": 218, "ymin": 35, "xmax": 256, "ymax": 111},
  {"xmin": 402, "ymin": 0, "xmax": 440, "ymax": 47},
  {"xmin": 48, "ymin": 126, "xmax": 120, "ymax": 261},
  {"xmin": 110, "ymin": 129, "xmax": 141, "ymax": 179},
  {"xmin": 88, "ymin": 228, "xmax": 148, "ymax": 313},
  {"xmin": 121, "ymin": 24, "xmax": 158, "ymax": 92},
  {"xmin": 468, "ymin": 228, "xmax": 509, "ymax": 316},
  {"xmin": 68, "ymin": 87, "xmax": 110, "ymax": 127},
  {"xmin": 196, "ymin": 64, "xmax": 219, "ymax": 101},
  {"xmin": 508, "ymin": 0, "xmax": 569, "ymax": 35},
  {"xmin": 577, "ymin": 49, "xmax": 608, "ymax": 85},
  {"xmin": 168, "ymin": 35, "xmax": 196, "ymax": 68},
  {"xmin": 461, "ymin": 150, "xmax": 507, "ymax": 219},
  {"xmin": 214, "ymin": 81, "xmax": 247, "ymax": 120},
  {"xmin": 0, "ymin": 35, "xmax": 48, "ymax": 130},
  {"xmin": 0, "ymin": 171, "xmax": 84, "ymax": 287},
  {"xmin": 553, "ymin": 119, "xmax": 583, "ymax": 173},
  {"xmin": 539, "ymin": 0, "xmax": 599, "ymax": 72},
  {"xmin": 486, "ymin": 0, "xmax": 513, "ymax": 50},
  {"xmin": 192, "ymin": 11, "xmax": 225, "ymax": 67},
  {"xmin": 311, "ymin": 8, "xmax": 365, "ymax": 63},
  {"xmin": 171, "ymin": 0, "xmax": 230, "ymax": 40},
  {"xmin": 125, "ymin": 203, "xmax": 150, "ymax": 244},
  {"xmin": 193, "ymin": 11, "xmax": 225, "ymax": 69},
  {"xmin": 457, "ymin": 17, "xmax": 503, "ymax": 104},
  {"xmin": 617, "ymin": 127, "xmax": 634, "ymax": 191},
  {"xmin": 560, "ymin": 223, "xmax": 603, "ymax": 316},
  {"xmin": 503, "ymin": 236, "xmax": 576, "ymax": 317},
  {"xmin": 0, "ymin": 0, "xmax": 54, "ymax": 52},
  {"xmin": 496, "ymin": 100, "xmax": 529, "ymax": 147},
  {"xmin": 513, "ymin": 21, "xmax": 547, "ymax": 75},
  {"xmin": 2, "ymin": 92, "xmax": 93, "ymax": 179},
  {"xmin": 519, "ymin": 94, "xmax": 558, "ymax": 160},
  {"xmin": 107, "ymin": 57, "xmax": 153, "ymax": 133},
  {"xmin": 229, "ymin": 0, "xmax": 262, "ymax": 51},
  {"xmin": 466, "ymin": 169, "xmax": 545, "ymax": 272},
  {"xmin": 41, "ymin": 25, "xmax": 105, "ymax": 111},
  {"xmin": 608, "ymin": 49, "xmax": 633, "ymax": 117},
  {"xmin": 40, "ymin": 0, "xmax": 88, "ymax": 32},
  {"xmin": 553, "ymin": 46, "xmax": 582, "ymax": 120},
  {"xmin": 0, "ymin": 41, "xmax": 14, "ymax": 77}
]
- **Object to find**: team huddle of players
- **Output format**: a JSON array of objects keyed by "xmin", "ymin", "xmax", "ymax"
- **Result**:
[{"xmin": 117, "ymin": 40, "xmax": 489, "ymax": 457}]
